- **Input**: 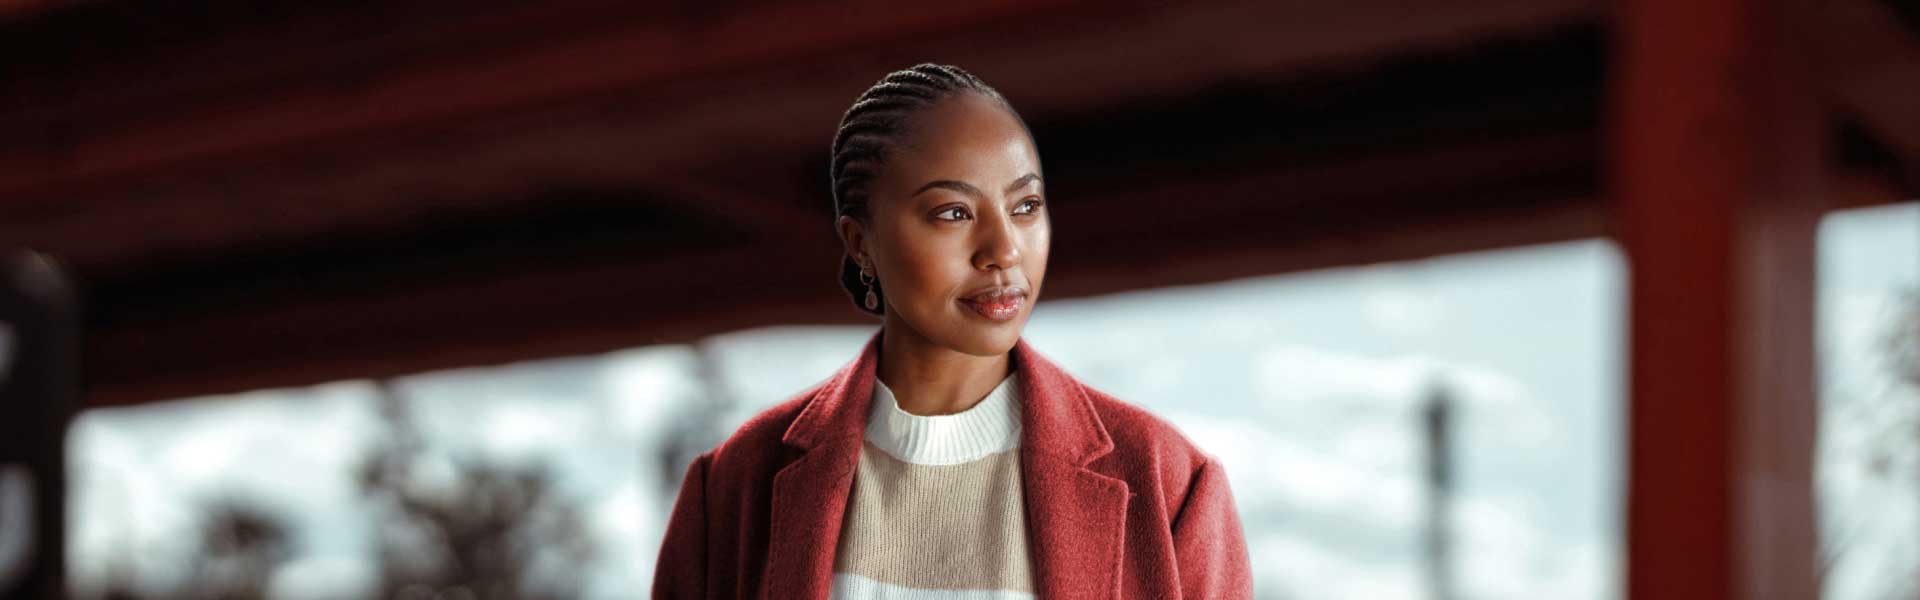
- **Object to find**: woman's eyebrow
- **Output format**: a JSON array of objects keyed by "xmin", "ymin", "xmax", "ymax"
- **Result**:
[
  {"xmin": 912, "ymin": 180, "xmax": 983, "ymax": 199},
  {"xmin": 1003, "ymin": 173, "xmax": 1041, "ymax": 195},
  {"xmin": 911, "ymin": 174, "xmax": 1043, "ymax": 199}
]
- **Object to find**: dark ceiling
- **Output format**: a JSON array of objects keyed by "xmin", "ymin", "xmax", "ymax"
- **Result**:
[{"xmin": 0, "ymin": 0, "xmax": 1912, "ymax": 406}]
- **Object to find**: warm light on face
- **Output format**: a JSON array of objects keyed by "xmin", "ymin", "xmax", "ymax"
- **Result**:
[{"xmin": 862, "ymin": 92, "xmax": 1050, "ymax": 357}]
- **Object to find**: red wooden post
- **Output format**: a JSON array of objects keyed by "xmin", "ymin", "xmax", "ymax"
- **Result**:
[{"xmin": 1614, "ymin": 0, "xmax": 1825, "ymax": 597}]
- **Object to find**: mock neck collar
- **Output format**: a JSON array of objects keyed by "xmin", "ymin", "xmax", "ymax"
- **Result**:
[
  {"xmin": 864, "ymin": 371, "xmax": 1022, "ymax": 465},
  {"xmin": 781, "ymin": 327, "xmax": 1114, "ymax": 467}
]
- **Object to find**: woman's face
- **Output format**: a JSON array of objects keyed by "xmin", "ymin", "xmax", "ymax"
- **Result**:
[{"xmin": 841, "ymin": 91, "xmax": 1050, "ymax": 357}]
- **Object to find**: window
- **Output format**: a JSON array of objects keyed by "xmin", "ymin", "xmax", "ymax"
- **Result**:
[{"xmin": 1817, "ymin": 201, "xmax": 1920, "ymax": 600}]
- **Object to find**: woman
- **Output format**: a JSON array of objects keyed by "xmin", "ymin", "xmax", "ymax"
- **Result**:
[{"xmin": 652, "ymin": 63, "xmax": 1252, "ymax": 599}]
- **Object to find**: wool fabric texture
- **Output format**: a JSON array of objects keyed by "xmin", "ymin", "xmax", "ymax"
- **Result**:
[{"xmin": 651, "ymin": 329, "xmax": 1253, "ymax": 599}]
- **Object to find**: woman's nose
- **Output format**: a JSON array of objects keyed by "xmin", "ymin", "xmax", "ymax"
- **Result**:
[{"xmin": 974, "ymin": 213, "xmax": 1022, "ymax": 271}]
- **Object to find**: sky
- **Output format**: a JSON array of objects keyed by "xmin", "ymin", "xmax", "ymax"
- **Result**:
[{"xmin": 56, "ymin": 202, "xmax": 1918, "ymax": 600}]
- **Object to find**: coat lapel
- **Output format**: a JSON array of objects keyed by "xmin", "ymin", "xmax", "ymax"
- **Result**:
[
  {"xmin": 763, "ymin": 332, "xmax": 878, "ymax": 599},
  {"xmin": 762, "ymin": 331, "xmax": 1130, "ymax": 600},
  {"xmin": 763, "ymin": 437, "xmax": 860, "ymax": 599},
  {"xmin": 1014, "ymin": 338, "xmax": 1130, "ymax": 600}
]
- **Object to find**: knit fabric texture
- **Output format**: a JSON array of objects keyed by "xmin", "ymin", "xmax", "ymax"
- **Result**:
[{"xmin": 828, "ymin": 372, "xmax": 1036, "ymax": 599}]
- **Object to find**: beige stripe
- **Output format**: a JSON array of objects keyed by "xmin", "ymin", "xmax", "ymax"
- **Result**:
[{"xmin": 832, "ymin": 440, "xmax": 1034, "ymax": 592}]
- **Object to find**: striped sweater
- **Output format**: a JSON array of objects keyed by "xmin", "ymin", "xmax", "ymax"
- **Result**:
[{"xmin": 828, "ymin": 372, "xmax": 1035, "ymax": 599}]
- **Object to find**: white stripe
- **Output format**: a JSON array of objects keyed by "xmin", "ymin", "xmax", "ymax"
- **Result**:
[{"xmin": 829, "ymin": 572, "xmax": 1037, "ymax": 600}]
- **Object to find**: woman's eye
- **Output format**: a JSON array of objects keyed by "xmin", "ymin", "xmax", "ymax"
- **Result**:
[
  {"xmin": 934, "ymin": 206, "xmax": 971, "ymax": 221},
  {"xmin": 1014, "ymin": 199, "xmax": 1043, "ymax": 215}
]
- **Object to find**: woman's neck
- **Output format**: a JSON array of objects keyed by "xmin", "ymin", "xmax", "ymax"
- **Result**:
[{"xmin": 876, "ymin": 322, "xmax": 1012, "ymax": 416}]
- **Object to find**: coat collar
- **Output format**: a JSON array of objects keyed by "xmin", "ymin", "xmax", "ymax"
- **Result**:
[
  {"xmin": 779, "ymin": 328, "xmax": 1115, "ymax": 464},
  {"xmin": 764, "ymin": 328, "xmax": 1129, "ymax": 599}
]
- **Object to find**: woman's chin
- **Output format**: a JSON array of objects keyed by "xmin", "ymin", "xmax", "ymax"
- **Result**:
[
  {"xmin": 888, "ymin": 306, "xmax": 1028, "ymax": 357},
  {"xmin": 942, "ymin": 314, "xmax": 1026, "ymax": 356}
]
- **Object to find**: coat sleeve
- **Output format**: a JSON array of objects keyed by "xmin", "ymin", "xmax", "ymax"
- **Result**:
[
  {"xmin": 653, "ymin": 451, "xmax": 713, "ymax": 599},
  {"xmin": 1170, "ymin": 455, "xmax": 1254, "ymax": 599}
]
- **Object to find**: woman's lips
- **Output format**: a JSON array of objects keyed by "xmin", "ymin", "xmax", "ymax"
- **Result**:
[{"xmin": 958, "ymin": 293, "xmax": 1024, "ymax": 322}]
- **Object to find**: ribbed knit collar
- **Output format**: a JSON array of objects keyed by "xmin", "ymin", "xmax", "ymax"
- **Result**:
[{"xmin": 864, "ymin": 371, "xmax": 1023, "ymax": 465}]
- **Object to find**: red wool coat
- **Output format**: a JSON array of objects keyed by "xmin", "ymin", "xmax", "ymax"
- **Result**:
[{"xmin": 652, "ymin": 330, "xmax": 1253, "ymax": 599}]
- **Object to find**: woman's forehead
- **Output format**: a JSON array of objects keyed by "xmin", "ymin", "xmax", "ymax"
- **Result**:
[{"xmin": 887, "ymin": 95, "xmax": 1039, "ymax": 185}]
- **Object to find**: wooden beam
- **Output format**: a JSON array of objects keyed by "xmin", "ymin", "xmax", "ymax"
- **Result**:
[
  {"xmin": 0, "ymin": 0, "xmax": 62, "ymax": 22},
  {"xmin": 1832, "ymin": 167, "xmax": 1908, "ymax": 210},
  {"xmin": 0, "ymin": 0, "xmax": 1599, "ymax": 280},
  {"xmin": 83, "ymin": 190, "xmax": 1603, "ymax": 408},
  {"xmin": 1614, "ymin": 0, "xmax": 1824, "ymax": 597},
  {"xmin": 0, "ymin": 0, "xmax": 1087, "ymax": 203},
  {"xmin": 37, "ymin": 0, "xmax": 1608, "ymax": 407},
  {"xmin": 81, "ymin": 240, "xmax": 853, "ymax": 407},
  {"xmin": 82, "ymin": 129, "xmax": 1600, "ymax": 407},
  {"xmin": 1809, "ymin": 0, "xmax": 1920, "ymax": 187},
  {"xmin": 644, "ymin": 178, "xmax": 823, "ymax": 237}
]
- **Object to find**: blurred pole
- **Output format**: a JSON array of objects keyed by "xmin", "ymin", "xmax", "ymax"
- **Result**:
[
  {"xmin": 1613, "ymin": 0, "xmax": 1824, "ymax": 597},
  {"xmin": 1420, "ymin": 377, "xmax": 1456, "ymax": 600},
  {"xmin": 0, "ymin": 250, "xmax": 80, "ymax": 600}
]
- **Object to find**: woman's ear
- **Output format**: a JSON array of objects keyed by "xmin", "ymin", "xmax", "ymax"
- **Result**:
[{"xmin": 837, "ymin": 214, "xmax": 869, "ymax": 268}]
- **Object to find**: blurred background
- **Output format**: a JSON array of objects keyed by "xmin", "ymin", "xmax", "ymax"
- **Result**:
[{"xmin": 0, "ymin": 1, "xmax": 1915, "ymax": 599}]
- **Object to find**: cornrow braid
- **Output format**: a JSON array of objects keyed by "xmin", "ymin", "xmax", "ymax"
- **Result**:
[{"xmin": 829, "ymin": 63, "xmax": 1029, "ymax": 316}]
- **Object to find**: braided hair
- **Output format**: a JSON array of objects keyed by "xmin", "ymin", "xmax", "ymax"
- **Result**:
[{"xmin": 829, "ymin": 63, "xmax": 1031, "ymax": 316}]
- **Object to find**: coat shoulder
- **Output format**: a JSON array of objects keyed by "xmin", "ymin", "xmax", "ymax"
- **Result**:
[
  {"xmin": 1076, "ymin": 383, "xmax": 1215, "ymax": 496},
  {"xmin": 702, "ymin": 379, "xmax": 825, "ymax": 483}
]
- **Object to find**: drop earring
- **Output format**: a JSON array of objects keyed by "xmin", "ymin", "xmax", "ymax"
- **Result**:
[{"xmin": 859, "ymin": 265, "xmax": 878, "ymax": 310}]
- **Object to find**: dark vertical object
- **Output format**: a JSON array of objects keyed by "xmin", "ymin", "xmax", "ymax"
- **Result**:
[
  {"xmin": 1421, "ymin": 377, "xmax": 1455, "ymax": 600},
  {"xmin": 0, "ymin": 250, "xmax": 80, "ymax": 600},
  {"xmin": 1614, "ymin": 0, "xmax": 1824, "ymax": 597}
]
